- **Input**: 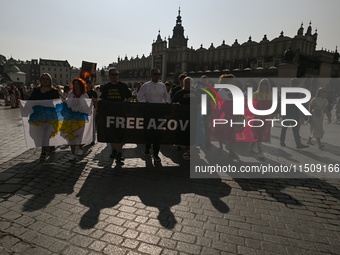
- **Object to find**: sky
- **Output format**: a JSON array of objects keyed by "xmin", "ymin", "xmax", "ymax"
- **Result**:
[{"xmin": 1, "ymin": 0, "xmax": 340, "ymax": 69}]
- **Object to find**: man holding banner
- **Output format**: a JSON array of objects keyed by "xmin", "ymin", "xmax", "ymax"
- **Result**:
[
  {"xmin": 137, "ymin": 68, "xmax": 169, "ymax": 162},
  {"xmin": 99, "ymin": 68, "xmax": 132, "ymax": 162}
]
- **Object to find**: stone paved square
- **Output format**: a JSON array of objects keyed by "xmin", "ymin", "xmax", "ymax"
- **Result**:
[{"xmin": 0, "ymin": 103, "xmax": 340, "ymax": 254}]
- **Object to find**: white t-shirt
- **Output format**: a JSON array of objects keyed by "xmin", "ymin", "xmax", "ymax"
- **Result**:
[
  {"xmin": 67, "ymin": 91, "xmax": 89, "ymax": 99},
  {"xmin": 137, "ymin": 80, "xmax": 168, "ymax": 103}
]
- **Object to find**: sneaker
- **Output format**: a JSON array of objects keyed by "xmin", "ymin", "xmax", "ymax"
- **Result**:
[
  {"xmin": 144, "ymin": 149, "xmax": 150, "ymax": 156},
  {"xmin": 296, "ymin": 144, "xmax": 309, "ymax": 149},
  {"xmin": 46, "ymin": 147, "xmax": 55, "ymax": 155},
  {"xmin": 182, "ymin": 153, "xmax": 190, "ymax": 160},
  {"xmin": 77, "ymin": 149, "xmax": 83, "ymax": 156},
  {"xmin": 39, "ymin": 153, "xmax": 46, "ymax": 162},
  {"xmin": 69, "ymin": 154, "xmax": 76, "ymax": 161},
  {"xmin": 152, "ymin": 154, "xmax": 161, "ymax": 162},
  {"xmin": 250, "ymin": 147, "xmax": 258, "ymax": 153},
  {"xmin": 258, "ymin": 152, "xmax": 265, "ymax": 159},
  {"xmin": 116, "ymin": 152, "xmax": 124, "ymax": 161},
  {"xmin": 110, "ymin": 149, "xmax": 117, "ymax": 158}
]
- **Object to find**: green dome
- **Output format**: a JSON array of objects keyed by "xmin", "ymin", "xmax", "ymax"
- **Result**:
[{"xmin": 4, "ymin": 65, "xmax": 20, "ymax": 73}]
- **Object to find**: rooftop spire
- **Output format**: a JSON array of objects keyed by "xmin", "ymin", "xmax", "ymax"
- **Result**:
[
  {"xmin": 169, "ymin": 7, "xmax": 188, "ymax": 48},
  {"xmin": 176, "ymin": 7, "xmax": 182, "ymax": 25}
]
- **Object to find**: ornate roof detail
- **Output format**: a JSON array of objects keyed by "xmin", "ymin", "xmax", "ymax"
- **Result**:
[{"xmin": 169, "ymin": 7, "xmax": 188, "ymax": 48}]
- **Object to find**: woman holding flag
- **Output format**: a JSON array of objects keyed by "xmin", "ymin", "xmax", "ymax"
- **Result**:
[
  {"xmin": 68, "ymin": 78, "xmax": 89, "ymax": 160},
  {"xmin": 29, "ymin": 73, "xmax": 60, "ymax": 161}
]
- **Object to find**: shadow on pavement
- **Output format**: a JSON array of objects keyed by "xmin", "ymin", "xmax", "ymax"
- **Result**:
[
  {"xmin": 0, "ymin": 149, "xmax": 88, "ymax": 210},
  {"xmin": 76, "ymin": 165, "xmax": 232, "ymax": 230},
  {"xmin": 234, "ymin": 178, "xmax": 340, "ymax": 205}
]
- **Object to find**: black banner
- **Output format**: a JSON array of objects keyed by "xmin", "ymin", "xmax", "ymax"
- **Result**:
[{"xmin": 97, "ymin": 101, "xmax": 190, "ymax": 145}]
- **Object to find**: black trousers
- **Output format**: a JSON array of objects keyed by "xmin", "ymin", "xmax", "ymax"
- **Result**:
[
  {"xmin": 146, "ymin": 143, "xmax": 160, "ymax": 156},
  {"xmin": 280, "ymin": 119, "xmax": 302, "ymax": 146}
]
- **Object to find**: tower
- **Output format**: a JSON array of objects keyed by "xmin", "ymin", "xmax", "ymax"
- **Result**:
[{"xmin": 168, "ymin": 8, "xmax": 188, "ymax": 49}]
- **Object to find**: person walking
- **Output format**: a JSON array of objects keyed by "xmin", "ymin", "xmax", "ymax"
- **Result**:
[
  {"xmin": 99, "ymin": 68, "xmax": 132, "ymax": 163},
  {"xmin": 306, "ymin": 87, "xmax": 330, "ymax": 149},
  {"xmin": 280, "ymin": 78, "xmax": 308, "ymax": 149},
  {"xmin": 216, "ymin": 74, "xmax": 239, "ymax": 157},
  {"xmin": 68, "ymin": 78, "xmax": 89, "ymax": 160},
  {"xmin": 172, "ymin": 77, "xmax": 200, "ymax": 160},
  {"xmin": 29, "ymin": 73, "xmax": 61, "ymax": 161},
  {"xmin": 137, "ymin": 68, "xmax": 169, "ymax": 162},
  {"xmin": 86, "ymin": 79, "xmax": 98, "ymax": 146},
  {"xmin": 250, "ymin": 79, "xmax": 272, "ymax": 159}
]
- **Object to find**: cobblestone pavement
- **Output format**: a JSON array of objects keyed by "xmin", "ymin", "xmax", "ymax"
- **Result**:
[{"xmin": 0, "ymin": 100, "xmax": 340, "ymax": 255}]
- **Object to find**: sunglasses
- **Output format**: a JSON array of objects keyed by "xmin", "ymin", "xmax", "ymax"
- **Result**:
[
  {"xmin": 153, "ymin": 73, "xmax": 161, "ymax": 76},
  {"xmin": 110, "ymin": 73, "xmax": 119, "ymax": 76}
]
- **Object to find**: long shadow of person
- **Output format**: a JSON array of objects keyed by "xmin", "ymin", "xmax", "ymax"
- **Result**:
[
  {"xmin": 0, "ymin": 148, "xmax": 88, "ymax": 212},
  {"xmin": 234, "ymin": 177, "xmax": 340, "ymax": 206},
  {"xmin": 92, "ymin": 143, "xmax": 115, "ymax": 167},
  {"xmin": 21, "ymin": 155, "xmax": 87, "ymax": 212},
  {"xmin": 76, "ymin": 164, "xmax": 231, "ymax": 230}
]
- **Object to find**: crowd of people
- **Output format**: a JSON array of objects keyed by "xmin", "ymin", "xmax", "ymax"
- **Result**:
[
  {"xmin": 1, "ymin": 68, "xmax": 340, "ymax": 163},
  {"xmin": 0, "ymin": 84, "xmax": 33, "ymax": 108},
  {"xmin": 201, "ymin": 76, "xmax": 339, "ymax": 159}
]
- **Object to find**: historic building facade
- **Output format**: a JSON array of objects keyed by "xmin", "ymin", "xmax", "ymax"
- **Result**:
[
  {"xmin": 39, "ymin": 59, "xmax": 71, "ymax": 86},
  {"xmin": 1, "ymin": 57, "xmax": 72, "ymax": 86},
  {"xmin": 0, "ymin": 57, "xmax": 27, "ymax": 86},
  {"xmin": 117, "ymin": 9, "xmax": 339, "ymax": 88}
]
